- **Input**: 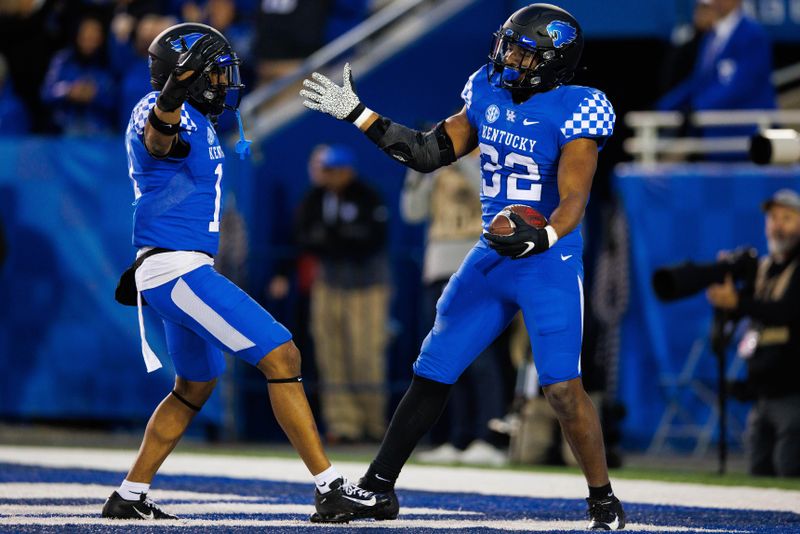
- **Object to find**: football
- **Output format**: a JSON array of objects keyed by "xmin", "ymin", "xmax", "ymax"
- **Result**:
[{"xmin": 488, "ymin": 204, "xmax": 548, "ymax": 236}]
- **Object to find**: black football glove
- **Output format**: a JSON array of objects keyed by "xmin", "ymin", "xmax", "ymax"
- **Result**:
[
  {"xmin": 157, "ymin": 34, "xmax": 228, "ymax": 112},
  {"xmin": 485, "ymin": 212, "xmax": 551, "ymax": 259}
]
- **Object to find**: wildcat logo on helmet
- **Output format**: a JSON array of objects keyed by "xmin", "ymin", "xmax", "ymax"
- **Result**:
[
  {"xmin": 168, "ymin": 32, "xmax": 205, "ymax": 52},
  {"xmin": 546, "ymin": 21, "xmax": 577, "ymax": 48}
]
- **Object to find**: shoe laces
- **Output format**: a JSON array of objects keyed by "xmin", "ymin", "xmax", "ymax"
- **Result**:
[
  {"xmin": 341, "ymin": 480, "xmax": 374, "ymax": 500},
  {"xmin": 141, "ymin": 495, "xmax": 165, "ymax": 512}
]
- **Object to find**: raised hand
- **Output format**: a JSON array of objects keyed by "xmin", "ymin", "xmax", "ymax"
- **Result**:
[
  {"xmin": 300, "ymin": 63, "xmax": 365, "ymax": 122},
  {"xmin": 157, "ymin": 34, "xmax": 227, "ymax": 112}
]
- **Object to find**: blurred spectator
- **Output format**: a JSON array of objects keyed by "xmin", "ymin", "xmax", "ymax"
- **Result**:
[
  {"xmin": 295, "ymin": 144, "xmax": 390, "ymax": 444},
  {"xmin": 208, "ymin": 0, "xmax": 254, "ymax": 64},
  {"xmin": 706, "ymin": 189, "xmax": 800, "ymax": 477},
  {"xmin": 115, "ymin": 14, "xmax": 176, "ymax": 128},
  {"xmin": 0, "ymin": 0, "xmax": 61, "ymax": 132},
  {"xmin": 206, "ymin": 0, "xmax": 254, "ymax": 132},
  {"xmin": 656, "ymin": 0, "xmax": 776, "ymax": 139},
  {"xmin": 180, "ymin": 1, "xmax": 205, "ymax": 23},
  {"xmin": 41, "ymin": 15, "xmax": 117, "ymax": 135},
  {"xmin": 659, "ymin": 0, "xmax": 716, "ymax": 96},
  {"xmin": 0, "ymin": 53, "xmax": 30, "ymax": 135},
  {"xmin": 253, "ymin": 0, "xmax": 330, "ymax": 86},
  {"xmin": 403, "ymin": 152, "xmax": 507, "ymax": 466},
  {"xmin": 267, "ymin": 146, "xmax": 326, "ymax": 358}
]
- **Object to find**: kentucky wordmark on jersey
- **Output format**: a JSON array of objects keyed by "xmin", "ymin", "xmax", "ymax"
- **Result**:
[{"xmin": 461, "ymin": 65, "xmax": 615, "ymax": 248}]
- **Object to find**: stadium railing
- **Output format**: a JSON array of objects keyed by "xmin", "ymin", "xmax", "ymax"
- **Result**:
[
  {"xmin": 623, "ymin": 60, "xmax": 800, "ymax": 163},
  {"xmin": 624, "ymin": 108, "xmax": 800, "ymax": 163},
  {"xmin": 238, "ymin": 0, "xmax": 477, "ymax": 141}
]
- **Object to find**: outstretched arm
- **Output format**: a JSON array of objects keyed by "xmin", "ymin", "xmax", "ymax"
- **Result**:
[{"xmin": 301, "ymin": 63, "xmax": 476, "ymax": 172}]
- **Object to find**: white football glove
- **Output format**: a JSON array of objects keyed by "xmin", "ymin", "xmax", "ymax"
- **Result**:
[{"xmin": 300, "ymin": 63, "xmax": 366, "ymax": 123}]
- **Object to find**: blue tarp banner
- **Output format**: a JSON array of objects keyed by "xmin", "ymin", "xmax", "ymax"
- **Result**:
[
  {"xmin": 0, "ymin": 137, "xmax": 222, "ymax": 424},
  {"xmin": 614, "ymin": 163, "xmax": 800, "ymax": 449}
]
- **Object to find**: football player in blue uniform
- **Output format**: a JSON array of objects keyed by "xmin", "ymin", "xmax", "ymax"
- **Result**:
[
  {"xmin": 102, "ymin": 23, "xmax": 390, "ymax": 523},
  {"xmin": 301, "ymin": 3, "xmax": 625, "ymax": 529}
]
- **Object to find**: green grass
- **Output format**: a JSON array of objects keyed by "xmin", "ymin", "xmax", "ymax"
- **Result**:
[{"xmin": 177, "ymin": 443, "xmax": 800, "ymax": 491}]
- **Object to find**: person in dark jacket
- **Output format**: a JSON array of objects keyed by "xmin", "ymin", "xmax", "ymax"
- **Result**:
[
  {"xmin": 707, "ymin": 189, "xmax": 800, "ymax": 477},
  {"xmin": 41, "ymin": 15, "xmax": 117, "ymax": 135},
  {"xmin": 296, "ymin": 144, "xmax": 390, "ymax": 444}
]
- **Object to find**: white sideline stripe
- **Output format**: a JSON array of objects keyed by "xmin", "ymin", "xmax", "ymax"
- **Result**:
[
  {"xmin": 0, "ymin": 503, "xmax": 477, "ymax": 517},
  {"xmin": 0, "ymin": 517, "xmax": 747, "ymax": 532},
  {"xmin": 577, "ymin": 274, "xmax": 584, "ymax": 374},
  {"xmin": 170, "ymin": 278, "xmax": 255, "ymax": 352},
  {"xmin": 0, "ymin": 446, "xmax": 798, "ymax": 514},
  {"xmin": 0, "ymin": 484, "xmax": 263, "ymax": 501}
]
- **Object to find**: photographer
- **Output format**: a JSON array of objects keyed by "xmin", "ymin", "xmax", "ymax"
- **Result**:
[{"xmin": 706, "ymin": 189, "xmax": 800, "ymax": 477}]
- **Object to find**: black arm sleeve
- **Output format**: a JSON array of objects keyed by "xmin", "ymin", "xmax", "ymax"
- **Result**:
[{"xmin": 363, "ymin": 117, "xmax": 456, "ymax": 173}]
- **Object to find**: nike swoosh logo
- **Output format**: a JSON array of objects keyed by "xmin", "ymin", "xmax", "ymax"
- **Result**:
[
  {"xmin": 607, "ymin": 517, "xmax": 619, "ymax": 529},
  {"xmin": 523, "ymin": 119, "xmax": 539, "ymax": 125},
  {"xmin": 343, "ymin": 495, "xmax": 376, "ymax": 506},
  {"xmin": 375, "ymin": 474, "xmax": 391, "ymax": 482},
  {"xmin": 517, "ymin": 241, "xmax": 535, "ymax": 257},
  {"xmin": 561, "ymin": 254, "xmax": 572, "ymax": 261},
  {"xmin": 132, "ymin": 506, "xmax": 154, "ymax": 520}
]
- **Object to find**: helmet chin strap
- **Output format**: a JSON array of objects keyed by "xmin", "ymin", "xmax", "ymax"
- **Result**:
[{"xmin": 235, "ymin": 109, "xmax": 252, "ymax": 159}]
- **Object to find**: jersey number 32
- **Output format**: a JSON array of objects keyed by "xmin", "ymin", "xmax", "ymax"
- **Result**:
[{"xmin": 479, "ymin": 143, "xmax": 541, "ymax": 201}]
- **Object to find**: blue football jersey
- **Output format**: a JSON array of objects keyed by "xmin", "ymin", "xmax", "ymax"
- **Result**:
[
  {"xmin": 462, "ymin": 65, "xmax": 615, "ymax": 249},
  {"xmin": 125, "ymin": 92, "xmax": 226, "ymax": 255}
]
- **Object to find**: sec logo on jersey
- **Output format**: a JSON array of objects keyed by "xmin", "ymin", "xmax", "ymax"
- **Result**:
[
  {"xmin": 485, "ymin": 104, "xmax": 500, "ymax": 124},
  {"xmin": 207, "ymin": 126, "xmax": 216, "ymax": 145}
]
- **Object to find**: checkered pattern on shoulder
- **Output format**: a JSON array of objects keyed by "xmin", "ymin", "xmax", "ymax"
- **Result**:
[
  {"xmin": 560, "ymin": 91, "xmax": 615, "ymax": 140},
  {"xmin": 461, "ymin": 68, "xmax": 481, "ymax": 109},
  {"xmin": 128, "ymin": 92, "xmax": 199, "ymax": 136}
]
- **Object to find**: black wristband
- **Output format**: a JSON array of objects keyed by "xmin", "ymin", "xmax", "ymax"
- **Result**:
[
  {"xmin": 364, "ymin": 115, "xmax": 389, "ymax": 144},
  {"xmin": 344, "ymin": 102, "xmax": 366, "ymax": 123},
  {"xmin": 148, "ymin": 107, "xmax": 180, "ymax": 136}
]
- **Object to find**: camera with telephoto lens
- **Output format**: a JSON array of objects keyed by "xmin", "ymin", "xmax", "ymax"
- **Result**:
[{"xmin": 652, "ymin": 247, "xmax": 759, "ymax": 301}]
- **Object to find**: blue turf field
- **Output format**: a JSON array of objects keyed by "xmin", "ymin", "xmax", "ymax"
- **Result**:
[{"xmin": 1, "ymin": 462, "xmax": 799, "ymax": 533}]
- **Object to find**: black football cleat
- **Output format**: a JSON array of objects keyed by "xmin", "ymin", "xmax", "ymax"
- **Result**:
[
  {"xmin": 357, "ymin": 475, "xmax": 399, "ymax": 520},
  {"xmin": 373, "ymin": 487, "xmax": 399, "ymax": 520},
  {"xmin": 101, "ymin": 491, "xmax": 178, "ymax": 520},
  {"xmin": 309, "ymin": 478, "xmax": 390, "ymax": 523},
  {"xmin": 586, "ymin": 495, "xmax": 626, "ymax": 530}
]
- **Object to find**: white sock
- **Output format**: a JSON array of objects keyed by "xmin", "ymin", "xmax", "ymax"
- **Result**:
[
  {"xmin": 313, "ymin": 465, "xmax": 342, "ymax": 494},
  {"xmin": 118, "ymin": 479, "xmax": 150, "ymax": 501}
]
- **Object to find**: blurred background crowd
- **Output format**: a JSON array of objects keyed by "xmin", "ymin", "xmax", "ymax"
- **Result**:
[
  {"xmin": 0, "ymin": 0, "xmax": 798, "ymax": 477},
  {"xmin": 0, "ymin": 0, "xmax": 378, "ymax": 135}
]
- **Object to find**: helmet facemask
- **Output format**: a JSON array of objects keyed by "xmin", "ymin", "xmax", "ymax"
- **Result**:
[
  {"xmin": 488, "ymin": 28, "xmax": 564, "ymax": 93},
  {"xmin": 187, "ymin": 52, "xmax": 245, "ymax": 117}
]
